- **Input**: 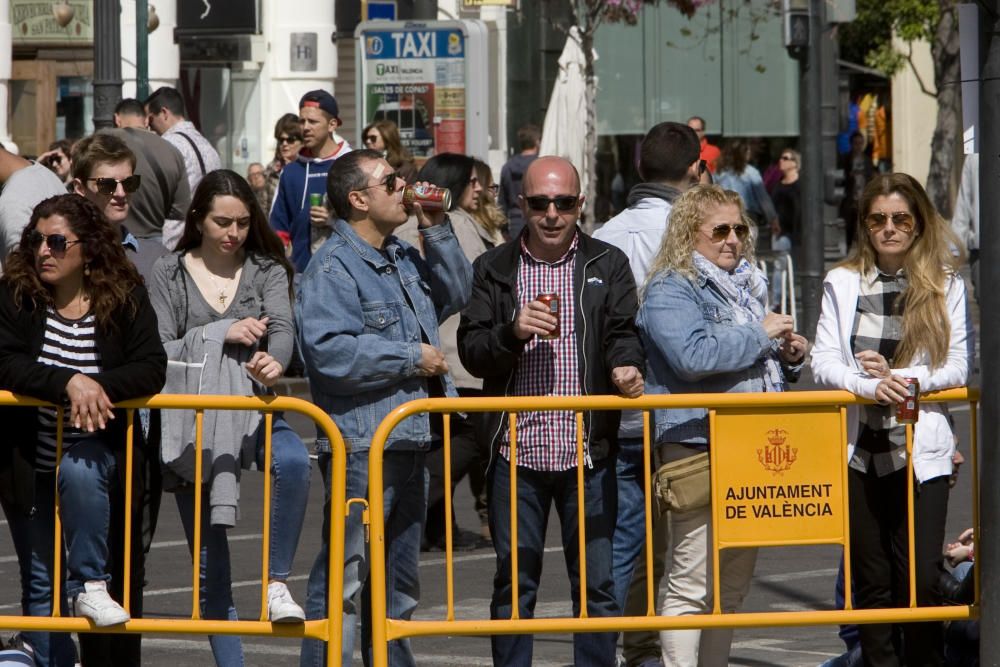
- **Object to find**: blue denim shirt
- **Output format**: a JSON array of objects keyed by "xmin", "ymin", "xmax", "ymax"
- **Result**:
[
  {"xmin": 296, "ymin": 218, "xmax": 472, "ymax": 452},
  {"xmin": 638, "ymin": 268, "xmax": 793, "ymax": 446}
]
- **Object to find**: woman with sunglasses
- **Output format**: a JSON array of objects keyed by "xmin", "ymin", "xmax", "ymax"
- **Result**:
[
  {"xmin": 811, "ymin": 173, "xmax": 969, "ymax": 666},
  {"xmin": 637, "ymin": 184, "xmax": 805, "ymax": 666},
  {"xmin": 470, "ymin": 158, "xmax": 507, "ymax": 245},
  {"xmin": 0, "ymin": 194, "xmax": 166, "ymax": 664},
  {"xmin": 264, "ymin": 113, "xmax": 303, "ymax": 210},
  {"xmin": 361, "ymin": 119, "xmax": 417, "ymax": 183},
  {"xmin": 149, "ymin": 169, "xmax": 310, "ymax": 665}
]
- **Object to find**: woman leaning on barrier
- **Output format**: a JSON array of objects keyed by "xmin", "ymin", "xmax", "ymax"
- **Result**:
[
  {"xmin": 811, "ymin": 173, "xmax": 969, "ymax": 667},
  {"xmin": 148, "ymin": 169, "xmax": 311, "ymax": 665},
  {"xmin": 636, "ymin": 184, "xmax": 807, "ymax": 667},
  {"xmin": 0, "ymin": 194, "xmax": 166, "ymax": 658}
]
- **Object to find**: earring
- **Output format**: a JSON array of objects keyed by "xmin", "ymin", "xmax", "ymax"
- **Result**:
[{"xmin": 84, "ymin": 263, "xmax": 91, "ymax": 277}]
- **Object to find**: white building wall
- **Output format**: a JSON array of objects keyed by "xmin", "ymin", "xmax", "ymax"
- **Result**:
[{"xmin": 121, "ymin": 0, "xmax": 181, "ymax": 99}]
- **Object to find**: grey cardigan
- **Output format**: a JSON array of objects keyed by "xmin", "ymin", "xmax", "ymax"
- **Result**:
[{"xmin": 149, "ymin": 251, "xmax": 294, "ymax": 526}]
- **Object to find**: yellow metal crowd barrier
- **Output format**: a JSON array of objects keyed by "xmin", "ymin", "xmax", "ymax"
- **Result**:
[
  {"xmin": 366, "ymin": 388, "xmax": 979, "ymax": 667},
  {"xmin": 0, "ymin": 391, "xmax": 348, "ymax": 665}
]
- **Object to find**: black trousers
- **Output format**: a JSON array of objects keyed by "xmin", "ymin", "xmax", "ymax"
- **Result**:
[
  {"xmin": 424, "ymin": 389, "xmax": 488, "ymax": 547},
  {"xmin": 848, "ymin": 466, "xmax": 949, "ymax": 667}
]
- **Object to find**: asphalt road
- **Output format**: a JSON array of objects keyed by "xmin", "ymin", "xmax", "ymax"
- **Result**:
[{"xmin": 0, "ymin": 288, "xmax": 980, "ymax": 666}]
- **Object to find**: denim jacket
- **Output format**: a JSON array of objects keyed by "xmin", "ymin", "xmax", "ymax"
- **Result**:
[
  {"xmin": 638, "ymin": 268, "xmax": 799, "ymax": 446},
  {"xmin": 296, "ymin": 218, "xmax": 472, "ymax": 452}
]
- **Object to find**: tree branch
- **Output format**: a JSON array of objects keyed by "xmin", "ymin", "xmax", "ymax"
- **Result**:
[{"xmin": 906, "ymin": 42, "xmax": 938, "ymax": 98}]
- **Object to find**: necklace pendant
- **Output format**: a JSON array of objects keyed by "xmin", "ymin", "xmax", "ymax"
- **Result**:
[{"xmin": 219, "ymin": 293, "xmax": 227, "ymax": 305}]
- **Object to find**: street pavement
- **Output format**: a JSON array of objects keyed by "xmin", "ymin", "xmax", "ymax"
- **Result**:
[{"xmin": 0, "ymin": 275, "xmax": 980, "ymax": 666}]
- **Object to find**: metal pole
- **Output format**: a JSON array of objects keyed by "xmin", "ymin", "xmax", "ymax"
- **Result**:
[
  {"xmin": 93, "ymin": 0, "xmax": 123, "ymax": 129},
  {"xmin": 977, "ymin": 0, "xmax": 1000, "ymax": 660},
  {"xmin": 798, "ymin": 0, "xmax": 824, "ymax": 338},
  {"xmin": 137, "ymin": 0, "xmax": 149, "ymax": 101}
]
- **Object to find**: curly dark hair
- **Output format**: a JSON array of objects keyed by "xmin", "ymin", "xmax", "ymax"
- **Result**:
[
  {"xmin": 3, "ymin": 194, "xmax": 142, "ymax": 328},
  {"xmin": 175, "ymin": 169, "xmax": 294, "ymax": 293}
]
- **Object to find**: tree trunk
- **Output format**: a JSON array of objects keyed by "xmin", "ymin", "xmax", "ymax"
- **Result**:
[
  {"xmin": 580, "ymin": 26, "xmax": 599, "ymax": 232},
  {"xmin": 926, "ymin": 1, "xmax": 961, "ymax": 217}
]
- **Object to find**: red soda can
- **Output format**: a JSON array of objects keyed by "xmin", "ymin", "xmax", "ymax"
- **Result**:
[
  {"xmin": 403, "ymin": 184, "xmax": 452, "ymax": 212},
  {"xmin": 896, "ymin": 377, "xmax": 920, "ymax": 424},
  {"xmin": 537, "ymin": 293, "xmax": 560, "ymax": 340}
]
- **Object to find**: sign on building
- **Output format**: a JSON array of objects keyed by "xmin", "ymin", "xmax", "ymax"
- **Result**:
[
  {"xmin": 176, "ymin": 0, "xmax": 258, "ymax": 36},
  {"xmin": 355, "ymin": 20, "xmax": 489, "ymax": 160},
  {"xmin": 11, "ymin": 1, "xmax": 93, "ymax": 43}
]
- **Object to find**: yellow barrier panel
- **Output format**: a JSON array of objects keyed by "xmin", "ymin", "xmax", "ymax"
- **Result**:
[
  {"xmin": 0, "ymin": 391, "xmax": 348, "ymax": 666},
  {"xmin": 366, "ymin": 389, "xmax": 979, "ymax": 667}
]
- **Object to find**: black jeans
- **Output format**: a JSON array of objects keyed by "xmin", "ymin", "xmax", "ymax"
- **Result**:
[{"xmin": 848, "ymin": 466, "xmax": 949, "ymax": 667}]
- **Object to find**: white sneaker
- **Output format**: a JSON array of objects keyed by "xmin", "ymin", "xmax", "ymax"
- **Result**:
[
  {"xmin": 267, "ymin": 581, "xmax": 305, "ymax": 623},
  {"xmin": 74, "ymin": 580, "xmax": 129, "ymax": 627}
]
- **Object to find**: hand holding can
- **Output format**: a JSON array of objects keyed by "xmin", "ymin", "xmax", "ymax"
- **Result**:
[{"xmin": 536, "ymin": 293, "xmax": 560, "ymax": 340}]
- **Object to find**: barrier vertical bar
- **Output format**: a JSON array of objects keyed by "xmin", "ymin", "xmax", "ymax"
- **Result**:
[
  {"xmin": 840, "ymin": 406, "xmax": 854, "ymax": 610},
  {"xmin": 643, "ymin": 410, "xmax": 655, "ymax": 615},
  {"xmin": 192, "ymin": 409, "xmax": 204, "ymax": 620},
  {"xmin": 122, "ymin": 409, "xmax": 135, "ymax": 611},
  {"xmin": 52, "ymin": 407, "xmax": 64, "ymax": 617},
  {"xmin": 444, "ymin": 413, "xmax": 455, "ymax": 621},
  {"xmin": 709, "ymin": 408, "xmax": 721, "ymax": 614},
  {"xmin": 259, "ymin": 411, "xmax": 273, "ymax": 622},
  {"xmin": 326, "ymin": 429, "xmax": 347, "ymax": 666},
  {"xmin": 575, "ymin": 411, "xmax": 587, "ymax": 618},
  {"xmin": 509, "ymin": 413, "xmax": 520, "ymax": 620},
  {"xmin": 906, "ymin": 422, "xmax": 917, "ymax": 607}
]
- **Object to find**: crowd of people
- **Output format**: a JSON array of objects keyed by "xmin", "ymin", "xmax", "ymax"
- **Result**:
[{"xmin": 0, "ymin": 86, "xmax": 975, "ymax": 667}]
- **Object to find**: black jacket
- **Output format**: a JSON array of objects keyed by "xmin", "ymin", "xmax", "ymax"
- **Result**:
[
  {"xmin": 457, "ymin": 231, "xmax": 645, "ymax": 462},
  {"xmin": 0, "ymin": 282, "xmax": 167, "ymax": 515}
]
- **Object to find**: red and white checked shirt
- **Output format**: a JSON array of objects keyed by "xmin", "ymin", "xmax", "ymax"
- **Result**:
[{"xmin": 500, "ymin": 235, "xmax": 582, "ymax": 471}]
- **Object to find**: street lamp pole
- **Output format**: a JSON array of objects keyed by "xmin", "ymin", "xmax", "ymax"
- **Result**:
[
  {"xmin": 93, "ymin": 0, "xmax": 123, "ymax": 129},
  {"xmin": 137, "ymin": 1, "xmax": 149, "ymax": 100}
]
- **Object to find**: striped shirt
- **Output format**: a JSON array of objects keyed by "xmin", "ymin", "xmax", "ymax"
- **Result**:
[
  {"xmin": 500, "ymin": 235, "xmax": 581, "ymax": 471},
  {"xmin": 35, "ymin": 308, "xmax": 102, "ymax": 471},
  {"xmin": 849, "ymin": 268, "xmax": 907, "ymax": 477}
]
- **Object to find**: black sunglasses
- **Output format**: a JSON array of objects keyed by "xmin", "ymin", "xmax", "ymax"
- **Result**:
[
  {"xmin": 86, "ymin": 175, "xmax": 141, "ymax": 196},
  {"xmin": 707, "ymin": 223, "xmax": 750, "ymax": 242},
  {"xmin": 278, "ymin": 135, "xmax": 302, "ymax": 144},
  {"xmin": 525, "ymin": 195, "xmax": 580, "ymax": 212},
  {"xmin": 357, "ymin": 171, "xmax": 399, "ymax": 195},
  {"xmin": 28, "ymin": 230, "xmax": 83, "ymax": 254},
  {"xmin": 363, "ymin": 134, "xmax": 380, "ymax": 144}
]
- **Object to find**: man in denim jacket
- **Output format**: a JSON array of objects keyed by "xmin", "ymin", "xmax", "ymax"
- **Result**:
[
  {"xmin": 295, "ymin": 149, "xmax": 471, "ymax": 667},
  {"xmin": 458, "ymin": 156, "xmax": 645, "ymax": 667}
]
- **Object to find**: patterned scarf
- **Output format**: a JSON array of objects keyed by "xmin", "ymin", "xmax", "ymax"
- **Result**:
[{"xmin": 692, "ymin": 252, "xmax": 787, "ymax": 392}]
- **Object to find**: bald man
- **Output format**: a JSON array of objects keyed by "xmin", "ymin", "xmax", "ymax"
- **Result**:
[{"xmin": 458, "ymin": 156, "xmax": 645, "ymax": 666}]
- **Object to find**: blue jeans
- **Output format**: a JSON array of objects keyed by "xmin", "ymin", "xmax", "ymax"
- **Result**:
[
  {"xmin": 300, "ymin": 449, "xmax": 427, "ymax": 667},
  {"xmin": 176, "ymin": 416, "xmax": 311, "ymax": 667},
  {"xmin": 612, "ymin": 437, "xmax": 647, "ymax": 611},
  {"xmin": 488, "ymin": 456, "xmax": 619, "ymax": 667},
  {"xmin": 2, "ymin": 472, "xmax": 76, "ymax": 667}
]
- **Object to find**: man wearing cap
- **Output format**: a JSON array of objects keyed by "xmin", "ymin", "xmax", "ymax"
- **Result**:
[{"xmin": 270, "ymin": 90, "xmax": 353, "ymax": 273}]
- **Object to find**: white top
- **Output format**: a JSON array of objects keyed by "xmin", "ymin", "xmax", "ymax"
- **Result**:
[
  {"xmin": 952, "ymin": 153, "xmax": 978, "ymax": 251},
  {"xmin": 810, "ymin": 266, "xmax": 969, "ymax": 482},
  {"xmin": 593, "ymin": 197, "xmax": 672, "ymax": 288},
  {"xmin": 0, "ymin": 163, "xmax": 67, "ymax": 267},
  {"xmin": 163, "ymin": 121, "xmax": 223, "ymax": 193}
]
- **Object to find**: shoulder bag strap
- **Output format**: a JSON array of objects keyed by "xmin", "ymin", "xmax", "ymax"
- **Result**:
[{"xmin": 175, "ymin": 132, "xmax": 206, "ymax": 176}]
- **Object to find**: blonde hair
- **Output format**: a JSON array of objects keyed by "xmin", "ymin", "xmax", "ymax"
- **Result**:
[
  {"xmin": 470, "ymin": 159, "xmax": 507, "ymax": 239},
  {"xmin": 840, "ymin": 173, "xmax": 963, "ymax": 368},
  {"xmin": 644, "ymin": 184, "xmax": 756, "ymax": 292}
]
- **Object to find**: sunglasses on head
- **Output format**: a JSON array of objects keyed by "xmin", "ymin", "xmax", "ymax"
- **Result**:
[
  {"xmin": 865, "ymin": 211, "xmax": 915, "ymax": 234},
  {"xmin": 357, "ymin": 171, "xmax": 399, "ymax": 195},
  {"xmin": 525, "ymin": 195, "xmax": 579, "ymax": 212},
  {"xmin": 28, "ymin": 230, "xmax": 83, "ymax": 254},
  {"xmin": 278, "ymin": 135, "xmax": 302, "ymax": 145},
  {"xmin": 707, "ymin": 223, "xmax": 750, "ymax": 242},
  {"xmin": 86, "ymin": 175, "xmax": 141, "ymax": 196}
]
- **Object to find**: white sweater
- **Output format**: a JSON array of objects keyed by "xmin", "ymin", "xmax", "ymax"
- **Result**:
[{"xmin": 810, "ymin": 266, "xmax": 969, "ymax": 482}]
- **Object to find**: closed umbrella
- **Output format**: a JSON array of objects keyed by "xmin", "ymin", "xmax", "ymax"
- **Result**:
[{"xmin": 540, "ymin": 26, "xmax": 596, "ymax": 200}]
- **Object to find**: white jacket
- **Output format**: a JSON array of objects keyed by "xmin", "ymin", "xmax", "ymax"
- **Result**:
[{"xmin": 810, "ymin": 266, "xmax": 969, "ymax": 482}]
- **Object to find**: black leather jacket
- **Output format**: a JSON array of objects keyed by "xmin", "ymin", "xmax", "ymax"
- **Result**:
[{"xmin": 457, "ymin": 231, "xmax": 645, "ymax": 464}]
